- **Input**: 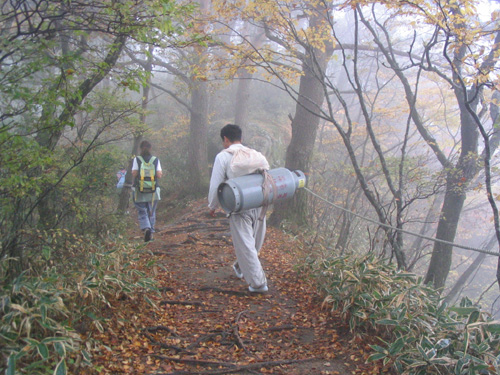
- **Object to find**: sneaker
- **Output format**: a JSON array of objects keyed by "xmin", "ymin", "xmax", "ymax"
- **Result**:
[
  {"xmin": 144, "ymin": 228, "xmax": 152, "ymax": 242},
  {"xmin": 249, "ymin": 284, "xmax": 268, "ymax": 293},
  {"xmin": 232, "ymin": 262, "xmax": 243, "ymax": 279}
]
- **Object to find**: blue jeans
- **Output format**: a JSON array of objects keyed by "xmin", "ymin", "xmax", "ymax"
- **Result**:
[{"xmin": 134, "ymin": 200, "xmax": 158, "ymax": 232}]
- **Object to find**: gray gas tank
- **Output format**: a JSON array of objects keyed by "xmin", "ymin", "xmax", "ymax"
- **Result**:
[{"xmin": 217, "ymin": 168, "xmax": 306, "ymax": 213}]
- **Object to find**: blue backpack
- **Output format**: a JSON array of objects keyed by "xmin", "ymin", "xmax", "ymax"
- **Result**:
[{"xmin": 116, "ymin": 170, "xmax": 126, "ymax": 189}]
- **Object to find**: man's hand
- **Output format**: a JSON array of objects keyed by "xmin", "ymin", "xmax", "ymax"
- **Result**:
[{"xmin": 209, "ymin": 209, "xmax": 216, "ymax": 217}]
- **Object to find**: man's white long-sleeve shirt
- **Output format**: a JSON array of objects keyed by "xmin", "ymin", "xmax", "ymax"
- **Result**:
[{"xmin": 208, "ymin": 143, "xmax": 245, "ymax": 210}]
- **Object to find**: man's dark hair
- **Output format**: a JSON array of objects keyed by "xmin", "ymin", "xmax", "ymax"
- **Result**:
[
  {"xmin": 220, "ymin": 124, "xmax": 242, "ymax": 142},
  {"xmin": 139, "ymin": 140, "xmax": 152, "ymax": 157}
]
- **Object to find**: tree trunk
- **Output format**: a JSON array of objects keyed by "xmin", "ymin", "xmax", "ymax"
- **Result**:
[
  {"xmin": 357, "ymin": 10, "xmax": 498, "ymax": 285},
  {"xmin": 407, "ymin": 193, "xmax": 444, "ymax": 271},
  {"xmin": 36, "ymin": 35, "xmax": 127, "ymax": 151},
  {"xmin": 424, "ymin": 88, "xmax": 480, "ymax": 289},
  {"xmin": 187, "ymin": 76, "xmax": 209, "ymax": 193},
  {"xmin": 428, "ymin": 89, "xmax": 500, "ymax": 289},
  {"xmin": 443, "ymin": 234, "xmax": 496, "ymax": 305},
  {"xmin": 234, "ymin": 30, "xmax": 266, "ymax": 132},
  {"xmin": 335, "ymin": 212, "xmax": 352, "ymax": 254},
  {"xmin": 186, "ymin": 0, "xmax": 210, "ymax": 194},
  {"xmin": 36, "ymin": 35, "xmax": 128, "ymax": 229},
  {"xmin": 117, "ymin": 48, "xmax": 152, "ymax": 213},
  {"xmin": 335, "ymin": 185, "xmax": 364, "ymax": 253},
  {"xmin": 234, "ymin": 68, "xmax": 253, "ymax": 131},
  {"xmin": 268, "ymin": 47, "xmax": 331, "ymax": 227},
  {"xmin": 3, "ymin": 199, "xmax": 25, "ymax": 277},
  {"xmin": 424, "ymin": 175, "xmax": 468, "ymax": 288},
  {"xmin": 118, "ymin": 135, "xmax": 143, "ymax": 212}
]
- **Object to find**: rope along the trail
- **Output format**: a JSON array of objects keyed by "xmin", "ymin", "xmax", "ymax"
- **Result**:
[{"xmin": 304, "ymin": 187, "xmax": 500, "ymax": 257}]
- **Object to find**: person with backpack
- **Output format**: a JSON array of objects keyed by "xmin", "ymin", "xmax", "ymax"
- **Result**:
[
  {"xmin": 132, "ymin": 140, "xmax": 162, "ymax": 242},
  {"xmin": 208, "ymin": 124, "xmax": 269, "ymax": 293}
]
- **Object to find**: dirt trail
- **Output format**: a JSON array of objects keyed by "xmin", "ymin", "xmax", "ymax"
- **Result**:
[{"xmin": 91, "ymin": 200, "xmax": 381, "ymax": 375}]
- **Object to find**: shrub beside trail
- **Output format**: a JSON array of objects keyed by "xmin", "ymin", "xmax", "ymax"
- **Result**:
[{"xmin": 302, "ymin": 254, "xmax": 500, "ymax": 374}]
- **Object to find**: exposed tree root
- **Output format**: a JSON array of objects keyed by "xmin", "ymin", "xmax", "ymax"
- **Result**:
[
  {"xmin": 153, "ymin": 251, "xmax": 173, "ymax": 255},
  {"xmin": 162, "ymin": 224, "xmax": 228, "ymax": 235},
  {"xmin": 187, "ymin": 330, "xmax": 231, "ymax": 350},
  {"xmin": 142, "ymin": 330, "xmax": 194, "ymax": 355},
  {"xmin": 198, "ymin": 287, "xmax": 247, "ymax": 296},
  {"xmin": 158, "ymin": 287, "xmax": 175, "ymax": 293},
  {"xmin": 160, "ymin": 300, "xmax": 204, "ymax": 307},
  {"xmin": 265, "ymin": 324, "xmax": 296, "ymax": 332},
  {"xmin": 153, "ymin": 358, "xmax": 316, "ymax": 374},
  {"xmin": 145, "ymin": 326, "xmax": 178, "ymax": 336},
  {"xmin": 232, "ymin": 310, "xmax": 250, "ymax": 355},
  {"xmin": 205, "ymin": 233, "xmax": 232, "ymax": 244},
  {"xmin": 153, "ymin": 355, "xmax": 237, "ymax": 367}
]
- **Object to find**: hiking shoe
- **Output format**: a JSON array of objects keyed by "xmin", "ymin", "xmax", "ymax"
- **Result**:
[
  {"xmin": 249, "ymin": 284, "xmax": 268, "ymax": 293},
  {"xmin": 232, "ymin": 262, "xmax": 243, "ymax": 279},
  {"xmin": 144, "ymin": 228, "xmax": 152, "ymax": 242}
]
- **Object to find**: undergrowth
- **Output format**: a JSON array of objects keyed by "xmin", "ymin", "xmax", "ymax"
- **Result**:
[
  {"xmin": 300, "ymin": 253, "xmax": 500, "ymax": 375},
  {"xmin": 0, "ymin": 230, "xmax": 158, "ymax": 375}
]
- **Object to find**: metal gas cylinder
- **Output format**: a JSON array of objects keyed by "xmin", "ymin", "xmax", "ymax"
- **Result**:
[{"xmin": 217, "ymin": 168, "xmax": 306, "ymax": 213}]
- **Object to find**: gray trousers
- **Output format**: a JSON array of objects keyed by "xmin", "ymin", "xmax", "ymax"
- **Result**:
[
  {"xmin": 229, "ymin": 207, "xmax": 267, "ymax": 289},
  {"xmin": 134, "ymin": 200, "xmax": 158, "ymax": 232}
]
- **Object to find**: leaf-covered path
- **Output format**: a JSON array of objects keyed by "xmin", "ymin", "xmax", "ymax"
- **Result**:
[{"xmin": 89, "ymin": 200, "xmax": 382, "ymax": 375}]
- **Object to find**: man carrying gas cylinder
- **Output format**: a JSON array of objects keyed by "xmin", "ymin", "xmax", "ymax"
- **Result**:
[{"xmin": 208, "ymin": 124, "xmax": 269, "ymax": 293}]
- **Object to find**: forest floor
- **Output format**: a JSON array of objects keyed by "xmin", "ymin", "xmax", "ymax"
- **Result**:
[{"xmin": 87, "ymin": 199, "xmax": 386, "ymax": 375}]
